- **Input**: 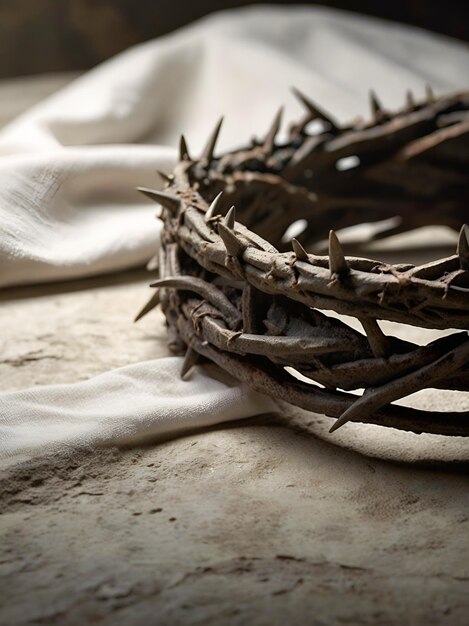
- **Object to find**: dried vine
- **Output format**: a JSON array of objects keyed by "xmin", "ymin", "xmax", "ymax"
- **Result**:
[{"xmin": 137, "ymin": 87, "xmax": 469, "ymax": 436}]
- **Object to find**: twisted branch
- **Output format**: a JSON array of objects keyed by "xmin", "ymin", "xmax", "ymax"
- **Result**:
[{"xmin": 137, "ymin": 87, "xmax": 469, "ymax": 436}]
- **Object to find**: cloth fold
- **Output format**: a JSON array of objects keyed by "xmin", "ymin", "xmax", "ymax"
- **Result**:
[
  {"xmin": 0, "ymin": 358, "xmax": 275, "ymax": 457},
  {"xmin": 1, "ymin": 6, "xmax": 468, "ymax": 288},
  {"xmin": 1, "ymin": 6, "xmax": 468, "ymax": 458}
]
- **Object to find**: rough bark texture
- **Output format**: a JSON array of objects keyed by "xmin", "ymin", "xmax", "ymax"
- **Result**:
[{"xmin": 139, "ymin": 88, "xmax": 469, "ymax": 436}]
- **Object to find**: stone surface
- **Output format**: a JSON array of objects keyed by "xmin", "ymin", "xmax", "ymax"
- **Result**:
[
  {"xmin": 1, "ymin": 272, "xmax": 468, "ymax": 626},
  {"xmin": 0, "ymin": 270, "xmax": 168, "ymax": 393}
]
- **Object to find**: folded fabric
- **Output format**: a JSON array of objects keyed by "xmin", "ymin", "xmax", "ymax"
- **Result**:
[
  {"xmin": 1, "ymin": 5, "xmax": 468, "ymax": 288},
  {"xmin": 0, "ymin": 357, "xmax": 275, "ymax": 457},
  {"xmin": 1, "ymin": 6, "xmax": 468, "ymax": 459}
]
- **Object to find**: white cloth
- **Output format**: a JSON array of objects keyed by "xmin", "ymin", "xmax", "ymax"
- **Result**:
[
  {"xmin": 0, "ymin": 358, "xmax": 274, "ymax": 458},
  {"xmin": 1, "ymin": 5, "xmax": 468, "ymax": 287},
  {"xmin": 1, "ymin": 6, "xmax": 468, "ymax": 457}
]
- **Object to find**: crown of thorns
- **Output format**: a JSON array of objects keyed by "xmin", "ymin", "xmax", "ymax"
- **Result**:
[{"xmin": 137, "ymin": 87, "xmax": 469, "ymax": 436}]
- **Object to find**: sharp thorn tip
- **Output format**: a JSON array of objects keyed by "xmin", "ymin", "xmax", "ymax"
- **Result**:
[
  {"xmin": 179, "ymin": 134, "xmax": 191, "ymax": 161},
  {"xmin": 328, "ymin": 230, "xmax": 348, "ymax": 276},
  {"xmin": 200, "ymin": 117, "xmax": 224, "ymax": 163},
  {"xmin": 205, "ymin": 191, "xmax": 224, "ymax": 222},
  {"xmin": 137, "ymin": 187, "xmax": 181, "ymax": 213},
  {"xmin": 292, "ymin": 238, "xmax": 309, "ymax": 262},
  {"xmin": 223, "ymin": 205, "xmax": 236, "ymax": 229}
]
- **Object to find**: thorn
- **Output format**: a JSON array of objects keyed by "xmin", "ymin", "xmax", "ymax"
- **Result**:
[
  {"xmin": 330, "ymin": 385, "xmax": 379, "ymax": 433},
  {"xmin": 329, "ymin": 413, "xmax": 350, "ymax": 433},
  {"xmin": 218, "ymin": 222, "xmax": 246, "ymax": 257},
  {"xmin": 134, "ymin": 291, "xmax": 160, "ymax": 322},
  {"xmin": 200, "ymin": 117, "xmax": 223, "ymax": 163},
  {"xmin": 328, "ymin": 230, "xmax": 348, "ymax": 276},
  {"xmin": 425, "ymin": 83, "xmax": 435, "ymax": 103},
  {"xmin": 292, "ymin": 238, "xmax": 309, "ymax": 262},
  {"xmin": 179, "ymin": 134, "xmax": 190, "ymax": 161},
  {"xmin": 180, "ymin": 346, "xmax": 200, "ymax": 379},
  {"xmin": 406, "ymin": 89, "xmax": 415, "ymax": 109},
  {"xmin": 223, "ymin": 205, "xmax": 236, "ymax": 229},
  {"xmin": 263, "ymin": 106, "xmax": 283, "ymax": 153},
  {"xmin": 333, "ymin": 335, "xmax": 469, "ymax": 434},
  {"xmin": 205, "ymin": 191, "xmax": 224, "ymax": 222},
  {"xmin": 369, "ymin": 90, "xmax": 385, "ymax": 121},
  {"xmin": 156, "ymin": 169, "xmax": 173, "ymax": 184},
  {"xmin": 291, "ymin": 86, "xmax": 337, "ymax": 129},
  {"xmin": 137, "ymin": 187, "xmax": 181, "ymax": 213},
  {"xmin": 457, "ymin": 224, "xmax": 469, "ymax": 269},
  {"xmin": 359, "ymin": 317, "xmax": 389, "ymax": 358}
]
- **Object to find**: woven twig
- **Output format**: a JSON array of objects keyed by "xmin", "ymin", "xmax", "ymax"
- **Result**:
[{"xmin": 137, "ymin": 88, "xmax": 469, "ymax": 436}]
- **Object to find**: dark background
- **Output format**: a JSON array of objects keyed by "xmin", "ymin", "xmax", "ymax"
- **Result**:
[{"xmin": 1, "ymin": 0, "xmax": 468, "ymax": 79}]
